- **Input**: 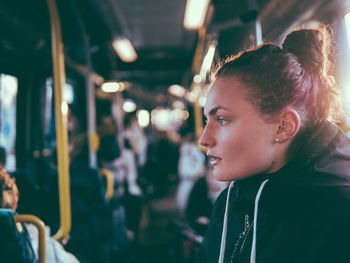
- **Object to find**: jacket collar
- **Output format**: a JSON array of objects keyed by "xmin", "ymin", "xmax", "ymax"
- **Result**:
[{"xmin": 232, "ymin": 121, "xmax": 350, "ymax": 213}]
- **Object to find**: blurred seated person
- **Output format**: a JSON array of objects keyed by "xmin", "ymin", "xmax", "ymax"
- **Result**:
[
  {"xmin": 185, "ymin": 167, "xmax": 226, "ymax": 236},
  {"xmin": 119, "ymin": 138, "xmax": 143, "ymax": 242},
  {"xmin": 142, "ymin": 130, "xmax": 180, "ymax": 198},
  {"xmin": 0, "ymin": 168, "xmax": 79, "ymax": 263},
  {"xmin": 123, "ymin": 114, "xmax": 148, "ymax": 168},
  {"xmin": 176, "ymin": 133, "xmax": 205, "ymax": 216},
  {"xmin": 98, "ymin": 136, "xmax": 141, "ymax": 246},
  {"xmin": 0, "ymin": 146, "xmax": 6, "ymax": 169},
  {"xmin": 67, "ymin": 133, "xmax": 113, "ymax": 263}
]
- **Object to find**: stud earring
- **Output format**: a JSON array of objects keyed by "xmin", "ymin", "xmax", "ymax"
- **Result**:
[{"xmin": 273, "ymin": 138, "xmax": 280, "ymax": 143}]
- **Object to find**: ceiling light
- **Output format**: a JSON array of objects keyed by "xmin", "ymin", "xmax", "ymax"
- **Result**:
[
  {"xmin": 183, "ymin": 0, "xmax": 210, "ymax": 30},
  {"xmin": 61, "ymin": 102, "xmax": 68, "ymax": 115},
  {"xmin": 168, "ymin": 84, "xmax": 186, "ymax": 97},
  {"xmin": 123, "ymin": 99, "xmax": 137, "ymax": 112},
  {"xmin": 172, "ymin": 100, "xmax": 185, "ymax": 110},
  {"xmin": 112, "ymin": 38, "xmax": 137, "ymax": 63},
  {"xmin": 63, "ymin": 83, "xmax": 74, "ymax": 104},
  {"xmin": 200, "ymin": 42, "xmax": 216, "ymax": 78},
  {"xmin": 193, "ymin": 74, "xmax": 202, "ymax": 84},
  {"xmin": 137, "ymin": 109, "xmax": 150, "ymax": 128},
  {"xmin": 101, "ymin": 82, "xmax": 120, "ymax": 93},
  {"xmin": 185, "ymin": 89, "xmax": 198, "ymax": 103},
  {"xmin": 198, "ymin": 96, "xmax": 207, "ymax": 107},
  {"xmin": 151, "ymin": 108, "xmax": 171, "ymax": 131}
]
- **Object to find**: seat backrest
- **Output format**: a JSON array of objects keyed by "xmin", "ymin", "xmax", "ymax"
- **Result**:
[{"xmin": 0, "ymin": 209, "xmax": 37, "ymax": 263}]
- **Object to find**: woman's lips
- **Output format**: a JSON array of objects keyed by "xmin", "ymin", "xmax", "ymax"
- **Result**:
[{"xmin": 208, "ymin": 155, "xmax": 222, "ymax": 166}]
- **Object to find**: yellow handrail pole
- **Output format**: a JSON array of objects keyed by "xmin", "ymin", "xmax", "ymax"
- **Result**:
[
  {"xmin": 192, "ymin": 27, "xmax": 206, "ymax": 145},
  {"xmin": 99, "ymin": 168, "xmax": 114, "ymax": 201},
  {"xmin": 194, "ymin": 84, "xmax": 204, "ymax": 143},
  {"xmin": 192, "ymin": 27, "xmax": 206, "ymax": 74},
  {"xmin": 46, "ymin": 0, "xmax": 71, "ymax": 241},
  {"xmin": 14, "ymin": 214, "xmax": 46, "ymax": 263}
]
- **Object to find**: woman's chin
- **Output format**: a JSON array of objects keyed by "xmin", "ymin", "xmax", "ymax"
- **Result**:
[{"xmin": 213, "ymin": 170, "xmax": 233, "ymax": 182}]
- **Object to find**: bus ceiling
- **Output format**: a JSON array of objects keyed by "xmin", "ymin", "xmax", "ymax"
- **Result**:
[{"xmin": 0, "ymin": 0, "xmax": 349, "ymax": 87}]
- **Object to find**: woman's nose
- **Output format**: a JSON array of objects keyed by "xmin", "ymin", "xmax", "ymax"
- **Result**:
[{"xmin": 199, "ymin": 125, "xmax": 214, "ymax": 148}]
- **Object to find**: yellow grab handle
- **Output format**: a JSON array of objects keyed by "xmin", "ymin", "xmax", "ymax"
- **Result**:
[
  {"xmin": 14, "ymin": 214, "xmax": 46, "ymax": 263},
  {"xmin": 99, "ymin": 168, "xmax": 114, "ymax": 201},
  {"xmin": 46, "ymin": 0, "xmax": 72, "ymax": 241}
]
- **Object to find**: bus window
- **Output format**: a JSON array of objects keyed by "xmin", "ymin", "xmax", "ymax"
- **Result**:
[
  {"xmin": 0, "ymin": 74, "xmax": 18, "ymax": 172},
  {"xmin": 44, "ymin": 77, "xmax": 75, "ymax": 150},
  {"xmin": 45, "ymin": 78, "xmax": 54, "ymax": 149}
]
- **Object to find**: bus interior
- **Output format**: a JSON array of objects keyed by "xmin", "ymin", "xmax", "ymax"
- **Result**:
[{"xmin": 1, "ymin": 0, "xmax": 350, "ymax": 262}]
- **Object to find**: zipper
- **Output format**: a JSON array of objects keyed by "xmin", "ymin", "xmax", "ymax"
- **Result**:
[
  {"xmin": 229, "ymin": 214, "xmax": 253, "ymax": 263},
  {"xmin": 237, "ymin": 221, "xmax": 253, "ymax": 262}
]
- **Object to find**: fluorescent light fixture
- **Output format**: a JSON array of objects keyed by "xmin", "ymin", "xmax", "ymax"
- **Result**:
[
  {"xmin": 101, "ymin": 82, "xmax": 125, "ymax": 93},
  {"xmin": 200, "ymin": 42, "xmax": 216, "ymax": 77},
  {"xmin": 171, "ymin": 109, "xmax": 183, "ymax": 122},
  {"xmin": 123, "ymin": 99, "xmax": 137, "ymax": 112},
  {"xmin": 183, "ymin": 0, "xmax": 210, "ymax": 30},
  {"xmin": 343, "ymin": 13, "xmax": 350, "ymax": 115},
  {"xmin": 345, "ymin": 13, "xmax": 350, "ymax": 43},
  {"xmin": 151, "ymin": 108, "xmax": 171, "ymax": 131},
  {"xmin": 112, "ymin": 38, "xmax": 138, "ymax": 62},
  {"xmin": 168, "ymin": 84, "xmax": 186, "ymax": 97},
  {"xmin": 193, "ymin": 74, "xmax": 202, "ymax": 84},
  {"xmin": 137, "ymin": 109, "xmax": 150, "ymax": 128},
  {"xmin": 255, "ymin": 21, "xmax": 262, "ymax": 45},
  {"xmin": 61, "ymin": 101, "xmax": 68, "ymax": 115},
  {"xmin": 198, "ymin": 95, "xmax": 207, "ymax": 107},
  {"xmin": 172, "ymin": 100, "xmax": 185, "ymax": 110},
  {"xmin": 185, "ymin": 89, "xmax": 198, "ymax": 103},
  {"xmin": 63, "ymin": 83, "xmax": 74, "ymax": 104}
]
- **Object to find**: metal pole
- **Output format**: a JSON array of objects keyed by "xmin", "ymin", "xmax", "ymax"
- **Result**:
[{"xmin": 46, "ymin": 0, "xmax": 71, "ymax": 241}]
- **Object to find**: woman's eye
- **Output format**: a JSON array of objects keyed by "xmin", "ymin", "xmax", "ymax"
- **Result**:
[{"xmin": 217, "ymin": 117, "xmax": 227, "ymax": 126}]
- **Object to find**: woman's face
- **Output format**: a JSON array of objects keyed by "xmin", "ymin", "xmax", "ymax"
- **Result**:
[
  {"xmin": 199, "ymin": 76, "xmax": 280, "ymax": 181},
  {"xmin": 0, "ymin": 169, "xmax": 19, "ymax": 210}
]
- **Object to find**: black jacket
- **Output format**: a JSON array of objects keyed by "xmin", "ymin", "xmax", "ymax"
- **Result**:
[{"xmin": 196, "ymin": 121, "xmax": 350, "ymax": 263}]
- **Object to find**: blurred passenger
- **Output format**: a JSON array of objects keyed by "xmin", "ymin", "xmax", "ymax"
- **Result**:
[
  {"xmin": 0, "ymin": 167, "xmax": 37, "ymax": 263},
  {"xmin": 0, "ymin": 168, "xmax": 19, "ymax": 211},
  {"xmin": 97, "ymin": 131, "xmax": 130, "ymax": 255},
  {"xmin": 0, "ymin": 146, "xmax": 7, "ymax": 169},
  {"xmin": 123, "ymin": 114, "xmax": 148, "ymax": 168},
  {"xmin": 67, "ymin": 133, "xmax": 113, "ymax": 263},
  {"xmin": 99, "ymin": 137, "xmax": 143, "ymax": 244},
  {"xmin": 122, "ymin": 138, "xmax": 142, "ymax": 197},
  {"xmin": 142, "ymin": 131, "xmax": 179, "ymax": 198},
  {"xmin": 97, "ymin": 115, "xmax": 118, "ymax": 141},
  {"xmin": 0, "ymin": 168, "xmax": 79, "ymax": 263},
  {"xmin": 176, "ymin": 133, "xmax": 205, "ymax": 216},
  {"xmin": 119, "ymin": 138, "xmax": 143, "ymax": 242}
]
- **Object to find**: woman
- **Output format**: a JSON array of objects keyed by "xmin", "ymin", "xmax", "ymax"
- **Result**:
[{"xmin": 196, "ymin": 26, "xmax": 350, "ymax": 263}]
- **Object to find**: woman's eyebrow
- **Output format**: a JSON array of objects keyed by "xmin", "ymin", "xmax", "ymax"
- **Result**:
[{"xmin": 205, "ymin": 105, "xmax": 231, "ymax": 117}]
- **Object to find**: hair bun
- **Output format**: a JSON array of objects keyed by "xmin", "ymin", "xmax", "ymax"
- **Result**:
[{"xmin": 282, "ymin": 27, "xmax": 332, "ymax": 75}]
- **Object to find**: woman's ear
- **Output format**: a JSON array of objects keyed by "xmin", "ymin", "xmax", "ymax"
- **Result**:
[{"xmin": 274, "ymin": 108, "xmax": 300, "ymax": 143}]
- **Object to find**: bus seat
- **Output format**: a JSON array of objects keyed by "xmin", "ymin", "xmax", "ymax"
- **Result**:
[{"xmin": 0, "ymin": 209, "xmax": 46, "ymax": 263}]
